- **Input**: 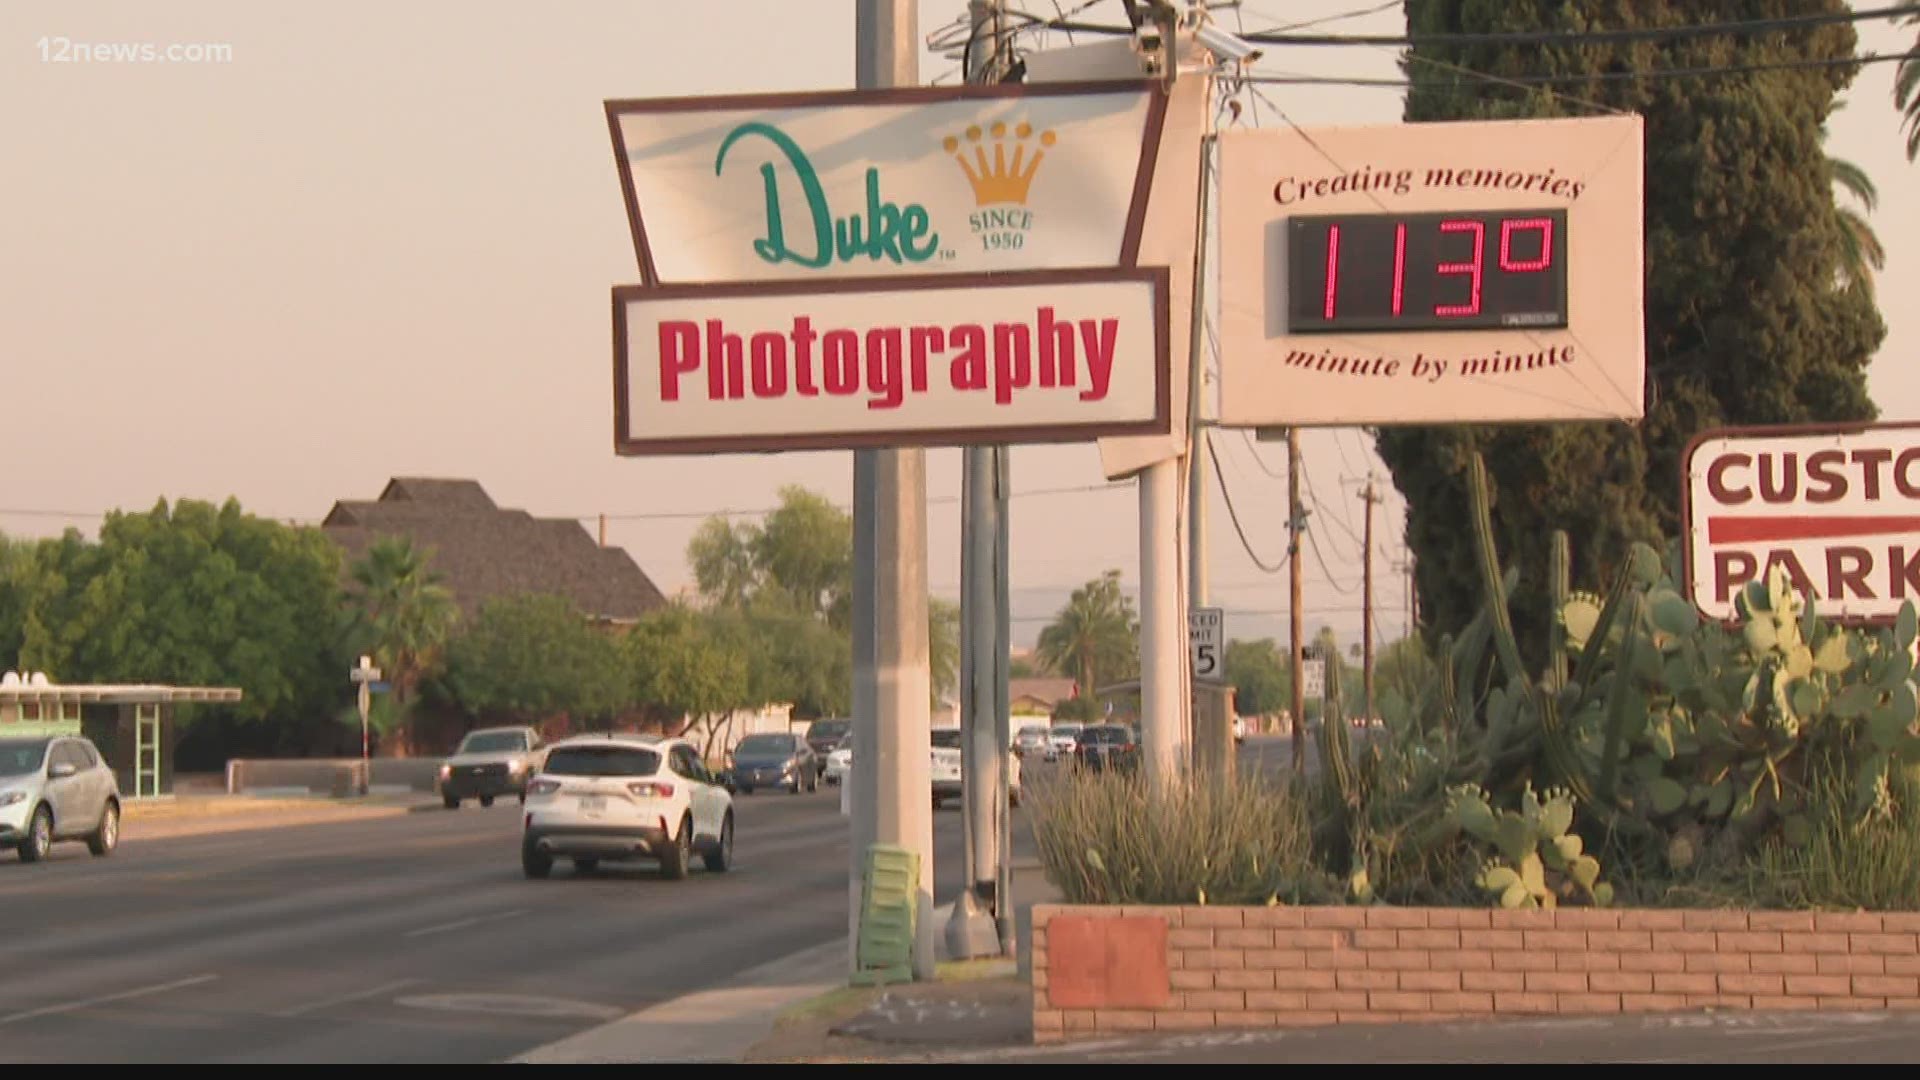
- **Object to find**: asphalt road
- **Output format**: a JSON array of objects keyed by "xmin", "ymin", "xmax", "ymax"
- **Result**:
[{"xmin": 0, "ymin": 784, "xmax": 1020, "ymax": 1064}]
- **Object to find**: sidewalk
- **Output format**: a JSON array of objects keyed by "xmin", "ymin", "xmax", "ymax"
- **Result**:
[
  {"xmin": 516, "ymin": 860, "xmax": 1060, "ymax": 1064},
  {"xmin": 122, "ymin": 792, "xmax": 429, "ymax": 841}
]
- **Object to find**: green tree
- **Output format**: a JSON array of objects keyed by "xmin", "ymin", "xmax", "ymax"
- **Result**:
[
  {"xmin": 443, "ymin": 594, "xmax": 629, "ymax": 725},
  {"xmin": 629, "ymin": 604, "xmax": 762, "ymax": 755},
  {"xmin": 1036, "ymin": 570, "xmax": 1139, "ymax": 698},
  {"xmin": 929, "ymin": 596, "xmax": 960, "ymax": 704},
  {"xmin": 1825, "ymin": 107, "xmax": 1884, "ymax": 295},
  {"xmin": 1382, "ymin": 1, "xmax": 1885, "ymax": 652},
  {"xmin": 1896, "ymin": 11, "xmax": 1920, "ymax": 160},
  {"xmin": 28, "ymin": 500, "xmax": 345, "ymax": 722},
  {"xmin": 1224, "ymin": 638, "xmax": 1289, "ymax": 717},
  {"xmin": 346, "ymin": 535, "xmax": 460, "ymax": 719}
]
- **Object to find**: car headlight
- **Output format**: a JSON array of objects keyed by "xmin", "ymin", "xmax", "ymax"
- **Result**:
[
  {"xmin": 0, "ymin": 791, "xmax": 24, "ymax": 807},
  {"xmin": 438, "ymin": 764, "xmax": 451, "ymax": 779},
  {"xmin": 507, "ymin": 758, "xmax": 525, "ymax": 773}
]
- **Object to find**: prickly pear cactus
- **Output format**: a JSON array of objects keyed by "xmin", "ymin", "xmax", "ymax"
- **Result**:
[{"xmin": 1449, "ymin": 782, "xmax": 1612, "ymax": 908}]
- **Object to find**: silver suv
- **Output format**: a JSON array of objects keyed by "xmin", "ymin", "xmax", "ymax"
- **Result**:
[{"xmin": 0, "ymin": 736, "xmax": 121, "ymax": 862}]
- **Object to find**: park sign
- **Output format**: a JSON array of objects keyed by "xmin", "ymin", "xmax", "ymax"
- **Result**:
[
  {"xmin": 1215, "ymin": 114, "xmax": 1646, "ymax": 427},
  {"xmin": 613, "ymin": 268, "xmax": 1169, "ymax": 455},
  {"xmin": 605, "ymin": 81, "xmax": 1166, "ymax": 285},
  {"xmin": 1684, "ymin": 422, "xmax": 1920, "ymax": 624}
]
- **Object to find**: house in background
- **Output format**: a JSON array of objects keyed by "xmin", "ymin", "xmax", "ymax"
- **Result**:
[
  {"xmin": 320, "ymin": 477, "xmax": 666, "ymax": 623},
  {"xmin": 1009, "ymin": 677, "xmax": 1077, "ymax": 718}
]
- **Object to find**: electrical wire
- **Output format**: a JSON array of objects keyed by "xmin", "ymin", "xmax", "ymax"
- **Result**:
[
  {"xmin": 1245, "ymin": 50, "xmax": 1920, "ymax": 90},
  {"xmin": 1234, "ymin": 4, "xmax": 1920, "ymax": 47},
  {"xmin": 1206, "ymin": 430, "xmax": 1287, "ymax": 574}
]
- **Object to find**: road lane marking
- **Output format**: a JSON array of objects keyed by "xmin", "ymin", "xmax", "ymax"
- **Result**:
[
  {"xmin": 398, "ymin": 992, "xmax": 626, "ymax": 1021},
  {"xmin": 273, "ymin": 978, "xmax": 420, "ymax": 1018},
  {"xmin": 403, "ymin": 907, "xmax": 530, "ymax": 939},
  {"xmin": 0, "ymin": 974, "xmax": 218, "ymax": 1025}
]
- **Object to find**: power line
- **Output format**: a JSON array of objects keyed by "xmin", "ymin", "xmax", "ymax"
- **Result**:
[
  {"xmin": 594, "ymin": 480, "xmax": 1131, "ymax": 522},
  {"xmin": 1245, "ymin": 50, "xmax": 1920, "ymax": 89},
  {"xmin": 1234, "ymin": 4, "xmax": 1920, "ymax": 47},
  {"xmin": 1238, "ymin": 0, "xmax": 1401, "ymax": 37},
  {"xmin": 1206, "ymin": 430, "xmax": 1287, "ymax": 574}
]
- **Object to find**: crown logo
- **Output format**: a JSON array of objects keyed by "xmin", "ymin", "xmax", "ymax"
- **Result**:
[{"xmin": 945, "ymin": 121, "xmax": 1056, "ymax": 206}]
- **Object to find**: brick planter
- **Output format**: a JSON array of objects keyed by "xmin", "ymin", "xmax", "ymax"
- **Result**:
[{"xmin": 1030, "ymin": 904, "xmax": 1920, "ymax": 1041}]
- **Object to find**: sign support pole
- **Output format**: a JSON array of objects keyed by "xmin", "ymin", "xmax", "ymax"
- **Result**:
[
  {"xmin": 852, "ymin": 0, "xmax": 935, "ymax": 984},
  {"xmin": 1289, "ymin": 428, "xmax": 1306, "ymax": 769}
]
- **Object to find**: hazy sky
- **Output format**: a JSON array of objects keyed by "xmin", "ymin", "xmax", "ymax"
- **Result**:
[{"xmin": 4, "ymin": 2, "xmax": 1916, "ymax": 651}]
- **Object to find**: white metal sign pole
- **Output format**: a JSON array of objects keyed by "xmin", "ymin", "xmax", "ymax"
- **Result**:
[{"xmin": 852, "ymin": 0, "xmax": 936, "ymax": 983}]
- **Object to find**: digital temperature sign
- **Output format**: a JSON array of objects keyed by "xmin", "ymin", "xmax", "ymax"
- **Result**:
[{"xmin": 1285, "ymin": 210, "xmax": 1568, "ymax": 334}]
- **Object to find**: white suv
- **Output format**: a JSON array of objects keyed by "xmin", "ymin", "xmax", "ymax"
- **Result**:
[{"xmin": 520, "ymin": 735, "xmax": 733, "ymax": 880}]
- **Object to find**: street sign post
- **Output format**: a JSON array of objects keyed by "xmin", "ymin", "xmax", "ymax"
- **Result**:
[
  {"xmin": 1189, "ymin": 606, "xmax": 1224, "ymax": 683},
  {"xmin": 350, "ymin": 655, "xmax": 382, "ymax": 797}
]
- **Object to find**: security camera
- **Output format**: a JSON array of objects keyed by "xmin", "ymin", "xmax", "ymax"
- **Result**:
[{"xmin": 1194, "ymin": 23, "xmax": 1263, "ymax": 63}]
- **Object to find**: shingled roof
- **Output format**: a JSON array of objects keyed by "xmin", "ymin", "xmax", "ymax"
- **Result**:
[{"xmin": 321, "ymin": 477, "xmax": 665, "ymax": 623}]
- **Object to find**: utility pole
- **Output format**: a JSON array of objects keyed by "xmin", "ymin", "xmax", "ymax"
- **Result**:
[
  {"xmin": 851, "ymin": 0, "xmax": 935, "ymax": 982},
  {"xmin": 951, "ymin": 0, "xmax": 1008, "ymax": 962},
  {"xmin": 1361, "ymin": 473, "xmax": 1379, "ymax": 724},
  {"xmin": 1287, "ymin": 428, "xmax": 1305, "ymax": 770}
]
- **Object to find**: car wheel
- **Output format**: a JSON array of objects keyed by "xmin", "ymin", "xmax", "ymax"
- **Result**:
[
  {"xmin": 18, "ymin": 805, "xmax": 52, "ymax": 863},
  {"xmin": 87, "ymin": 800, "xmax": 120, "ymax": 857},
  {"xmin": 788, "ymin": 777, "xmax": 801, "ymax": 795},
  {"xmin": 572, "ymin": 857, "xmax": 599, "ymax": 874},
  {"xmin": 660, "ymin": 814, "xmax": 692, "ymax": 880},
  {"xmin": 521, "ymin": 835, "xmax": 553, "ymax": 879},
  {"xmin": 479, "ymin": 795, "xmax": 495, "ymax": 808},
  {"xmin": 704, "ymin": 811, "xmax": 734, "ymax": 873},
  {"xmin": 443, "ymin": 793, "xmax": 459, "ymax": 810}
]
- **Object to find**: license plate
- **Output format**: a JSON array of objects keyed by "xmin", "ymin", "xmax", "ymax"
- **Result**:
[{"xmin": 578, "ymin": 795, "xmax": 606, "ymax": 814}]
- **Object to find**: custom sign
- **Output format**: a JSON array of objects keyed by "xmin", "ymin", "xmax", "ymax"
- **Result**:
[
  {"xmin": 1189, "ymin": 607, "xmax": 1224, "ymax": 683},
  {"xmin": 606, "ymin": 81, "xmax": 1166, "ymax": 284},
  {"xmin": 1217, "ymin": 114, "xmax": 1645, "ymax": 427},
  {"xmin": 1301, "ymin": 657, "xmax": 1325, "ymax": 701},
  {"xmin": 612, "ymin": 268, "xmax": 1169, "ymax": 454},
  {"xmin": 1684, "ymin": 422, "xmax": 1920, "ymax": 624}
]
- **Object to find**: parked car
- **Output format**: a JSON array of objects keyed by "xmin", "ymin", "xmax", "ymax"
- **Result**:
[
  {"xmin": 1233, "ymin": 716, "xmax": 1247, "ymax": 744},
  {"xmin": 0, "ymin": 736, "xmax": 120, "ymax": 862},
  {"xmin": 929, "ymin": 728, "xmax": 1021, "ymax": 809},
  {"xmin": 728, "ymin": 732, "xmax": 818, "ymax": 795},
  {"xmin": 521, "ymin": 735, "xmax": 732, "ymax": 880},
  {"xmin": 438, "ymin": 725, "xmax": 546, "ymax": 809},
  {"xmin": 1014, "ymin": 724, "xmax": 1050, "ymax": 757},
  {"xmin": 1073, "ymin": 724, "xmax": 1140, "ymax": 772},
  {"xmin": 1045, "ymin": 722, "xmax": 1084, "ymax": 762},
  {"xmin": 803, "ymin": 717, "xmax": 851, "ymax": 775},
  {"xmin": 823, "ymin": 734, "xmax": 853, "ymax": 786}
]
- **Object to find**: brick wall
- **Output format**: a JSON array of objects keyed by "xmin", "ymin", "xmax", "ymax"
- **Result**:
[{"xmin": 1031, "ymin": 904, "xmax": 1920, "ymax": 1041}]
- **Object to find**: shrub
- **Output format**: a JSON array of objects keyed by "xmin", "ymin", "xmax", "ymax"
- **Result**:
[{"xmin": 1024, "ymin": 766, "xmax": 1327, "ymax": 906}]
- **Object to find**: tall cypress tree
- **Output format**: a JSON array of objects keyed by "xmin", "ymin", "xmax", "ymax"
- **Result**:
[{"xmin": 1380, "ymin": 1, "xmax": 1885, "ymax": 651}]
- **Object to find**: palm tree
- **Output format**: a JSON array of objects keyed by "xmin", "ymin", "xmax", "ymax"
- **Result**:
[
  {"xmin": 1898, "ymin": 13, "xmax": 1920, "ymax": 162},
  {"xmin": 1035, "ymin": 570, "xmax": 1139, "ymax": 699},
  {"xmin": 348, "ymin": 535, "xmax": 459, "ymax": 718},
  {"xmin": 1824, "ymin": 106, "xmax": 1884, "ymax": 296}
]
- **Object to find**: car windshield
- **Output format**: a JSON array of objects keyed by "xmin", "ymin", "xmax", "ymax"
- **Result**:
[
  {"xmin": 0, "ymin": 739, "xmax": 48, "ymax": 777},
  {"xmin": 1082, "ymin": 726, "xmax": 1131, "ymax": 744},
  {"xmin": 543, "ymin": 745, "xmax": 660, "ymax": 777},
  {"xmin": 736, "ymin": 734, "xmax": 794, "ymax": 756},
  {"xmin": 930, "ymin": 729, "xmax": 963, "ymax": 749},
  {"xmin": 1052, "ymin": 724, "xmax": 1082, "ymax": 735},
  {"xmin": 807, "ymin": 720, "xmax": 849, "ymax": 741},
  {"xmin": 460, "ymin": 731, "xmax": 526, "ymax": 753}
]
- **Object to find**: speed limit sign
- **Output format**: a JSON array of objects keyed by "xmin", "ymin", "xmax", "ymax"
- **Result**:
[{"xmin": 1189, "ymin": 607, "xmax": 1225, "ymax": 683}]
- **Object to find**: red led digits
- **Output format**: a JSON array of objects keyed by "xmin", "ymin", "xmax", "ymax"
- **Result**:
[
  {"xmin": 1499, "ymin": 217, "xmax": 1553, "ymax": 272},
  {"xmin": 1391, "ymin": 222, "xmax": 1406, "ymax": 316},
  {"xmin": 1322, "ymin": 223, "xmax": 1341, "ymax": 319},
  {"xmin": 1434, "ymin": 218, "xmax": 1484, "ymax": 317}
]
